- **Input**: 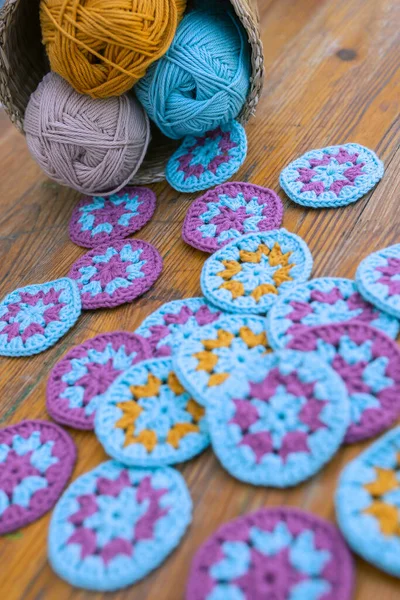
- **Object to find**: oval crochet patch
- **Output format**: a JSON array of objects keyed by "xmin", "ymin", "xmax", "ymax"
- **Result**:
[
  {"xmin": 166, "ymin": 121, "xmax": 247, "ymax": 193},
  {"xmin": 267, "ymin": 277, "xmax": 399, "ymax": 349},
  {"xmin": 135, "ymin": 297, "xmax": 222, "ymax": 358},
  {"xmin": 288, "ymin": 323, "xmax": 400, "ymax": 444},
  {"xmin": 0, "ymin": 420, "xmax": 76, "ymax": 534},
  {"xmin": 69, "ymin": 186, "xmax": 157, "ymax": 248},
  {"xmin": 46, "ymin": 332, "xmax": 152, "ymax": 430},
  {"xmin": 95, "ymin": 358, "xmax": 209, "ymax": 466},
  {"xmin": 356, "ymin": 243, "xmax": 400, "ymax": 319},
  {"xmin": 182, "ymin": 183, "xmax": 284, "ymax": 253},
  {"xmin": 187, "ymin": 507, "xmax": 354, "ymax": 600},
  {"xmin": 208, "ymin": 350, "xmax": 349, "ymax": 487},
  {"xmin": 336, "ymin": 426, "xmax": 400, "ymax": 578},
  {"xmin": 201, "ymin": 230, "xmax": 313, "ymax": 314},
  {"xmin": 0, "ymin": 278, "xmax": 81, "ymax": 357},
  {"xmin": 174, "ymin": 315, "xmax": 270, "ymax": 407},
  {"xmin": 68, "ymin": 240, "xmax": 163, "ymax": 310},
  {"xmin": 48, "ymin": 461, "xmax": 192, "ymax": 591},
  {"xmin": 280, "ymin": 143, "xmax": 384, "ymax": 208}
]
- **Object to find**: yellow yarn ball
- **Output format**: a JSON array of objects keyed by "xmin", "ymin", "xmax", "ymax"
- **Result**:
[{"xmin": 40, "ymin": 0, "xmax": 187, "ymax": 98}]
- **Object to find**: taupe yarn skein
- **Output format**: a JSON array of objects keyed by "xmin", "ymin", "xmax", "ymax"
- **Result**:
[{"xmin": 24, "ymin": 73, "xmax": 150, "ymax": 196}]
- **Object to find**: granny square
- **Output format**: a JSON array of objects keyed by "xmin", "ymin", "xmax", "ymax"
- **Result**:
[
  {"xmin": 267, "ymin": 277, "xmax": 399, "ymax": 349},
  {"xmin": 182, "ymin": 182, "xmax": 284, "ymax": 253},
  {"xmin": 0, "ymin": 420, "xmax": 76, "ymax": 534},
  {"xmin": 48, "ymin": 461, "xmax": 192, "ymax": 591},
  {"xmin": 46, "ymin": 332, "xmax": 152, "ymax": 430},
  {"xmin": 336, "ymin": 426, "xmax": 400, "ymax": 578},
  {"xmin": 95, "ymin": 358, "xmax": 209, "ymax": 466},
  {"xmin": 68, "ymin": 239, "xmax": 163, "ymax": 309},
  {"xmin": 208, "ymin": 350, "xmax": 349, "ymax": 487},
  {"xmin": 201, "ymin": 230, "xmax": 313, "ymax": 314},
  {"xmin": 187, "ymin": 507, "xmax": 354, "ymax": 600},
  {"xmin": 69, "ymin": 186, "xmax": 157, "ymax": 248},
  {"xmin": 166, "ymin": 121, "xmax": 247, "ymax": 193},
  {"xmin": 280, "ymin": 143, "xmax": 384, "ymax": 208},
  {"xmin": 356, "ymin": 243, "xmax": 400, "ymax": 319},
  {"xmin": 0, "ymin": 278, "xmax": 81, "ymax": 357}
]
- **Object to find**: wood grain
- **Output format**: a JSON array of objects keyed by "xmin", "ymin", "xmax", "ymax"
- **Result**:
[{"xmin": 1, "ymin": 0, "xmax": 400, "ymax": 598}]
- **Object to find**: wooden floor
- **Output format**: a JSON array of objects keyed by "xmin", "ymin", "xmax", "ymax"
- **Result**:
[{"xmin": 1, "ymin": 0, "xmax": 400, "ymax": 598}]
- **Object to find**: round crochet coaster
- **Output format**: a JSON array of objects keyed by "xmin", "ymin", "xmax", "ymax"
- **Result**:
[
  {"xmin": 68, "ymin": 240, "xmax": 163, "ymax": 310},
  {"xmin": 280, "ymin": 143, "xmax": 384, "ymax": 208},
  {"xmin": 174, "ymin": 315, "xmax": 270, "ymax": 408},
  {"xmin": 208, "ymin": 350, "xmax": 349, "ymax": 487},
  {"xmin": 267, "ymin": 277, "xmax": 399, "ymax": 350},
  {"xmin": 95, "ymin": 358, "xmax": 209, "ymax": 466},
  {"xmin": 69, "ymin": 187, "xmax": 157, "ymax": 248},
  {"xmin": 182, "ymin": 183, "xmax": 284, "ymax": 253},
  {"xmin": 200, "ymin": 229, "xmax": 313, "ymax": 315},
  {"xmin": 166, "ymin": 121, "xmax": 247, "ymax": 193},
  {"xmin": 0, "ymin": 278, "xmax": 81, "ymax": 357},
  {"xmin": 336, "ymin": 426, "xmax": 400, "ymax": 578},
  {"xmin": 135, "ymin": 297, "xmax": 222, "ymax": 358},
  {"xmin": 0, "ymin": 420, "xmax": 76, "ymax": 534},
  {"xmin": 47, "ymin": 332, "xmax": 152, "ymax": 430},
  {"xmin": 48, "ymin": 461, "xmax": 192, "ymax": 591},
  {"xmin": 356, "ymin": 243, "xmax": 400, "ymax": 319},
  {"xmin": 187, "ymin": 507, "xmax": 354, "ymax": 600}
]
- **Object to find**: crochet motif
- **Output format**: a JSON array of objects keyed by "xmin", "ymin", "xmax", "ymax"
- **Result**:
[
  {"xmin": 48, "ymin": 461, "xmax": 192, "ymax": 591},
  {"xmin": 0, "ymin": 278, "xmax": 81, "ymax": 357},
  {"xmin": 356, "ymin": 243, "xmax": 400, "ymax": 319},
  {"xmin": 68, "ymin": 240, "xmax": 163, "ymax": 309},
  {"xmin": 208, "ymin": 350, "xmax": 349, "ymax": 487},
  {"xmin": 166, "ymin": 121, "xmax": 247, "ymax": 193},
  {"xmin": 0, "ymin": 420, "xmax": 76, "ymax": 534},
  {"xmin": 46, "ymin": 332, "xmax": 152, "ymax": 430},
  {"xmin": 187, "ymin": 507, "xmax": 354, "ymax": 600},
  {"xmin": 135, "ymin": 297, "xmax": 222, "ymax": 358},
  {"xmin": 267, "ymin": 277, "xmax": 399, "ymax": 349},
  {"xmin": 182, "ymin": 183, "xmax": 284, "ymax": 253},
  {"xmin": 336, "ymin": 427, "xmax": 400, "ymax": 577},
  {"xmin": 95, "ymin": 358, "xmax": 209, "ymax": 466},
  {"xmin": 280, "ymin": 143, "xmax": 384, "ymax": 208},
  {"xmin": 174, "ymin": 315, "xmax": 270, "ymax": 408},
  {"xmin": 69, "ymin": 186, "xmax": 157, "ymax": 248},
  {"xmin": 201, "ymin": 230, "xmax": 313, "ymax": 314}
]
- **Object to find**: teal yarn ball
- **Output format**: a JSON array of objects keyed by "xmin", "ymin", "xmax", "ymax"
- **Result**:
[{"xmin": 135, "ymin": 6, "xmax": 251, "ymax": 140}]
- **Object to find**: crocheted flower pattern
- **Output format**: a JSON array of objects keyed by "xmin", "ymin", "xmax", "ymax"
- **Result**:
[
  {"xmin": 267, "ymin": 277, "xmax": 399, "ymax": 349},
  {"xmin": 68, "ymin": 240, "xmax": 163, "ymax": 309},
  {"xmin": 201, "ymin": 230, "xmax": 313, "ymax": 314},
  {"xmin": 356, "ymin": 243, "xmax": 400, "ymax": 319},
  {"xmin": 166, "ymin": 121, "xmax": 247, "ymax": 193},
  {"xmin": 0, "ymin": 278, "xmax": 81, "ymax": 356},
  {"xmin": 280, "ymin": 143, "xmax": 384, "ymax": 208},
  {"xmin": 182, "ymin": 183, "xmax": 284, "ymax": 253},
  {"xmin": 135, "ymin": 297, "xmax": 222, "ymax": 358},
  {"xmin": 174, "ymin": 315, "xmax": 270, "ymax": 408},
  {"xmin": 46, "ymin": 332, "xmax": 151, "ymax": 430},
  {"xmin": 187, "ymin": 508, "xmax": 354, "ymax": 600},
  {"xmin": 0, "ymin": 420, "xmax": 76, "ymax": 534},
  {"xmin": 69, "ymin": 187, "xmax": 157, "ymax": 248},
  {"xmin": 48, "ymin": 462, "xmax": 192, "ymax": 591},
  {"xmin": 95, "ymin": 358, "xmax": 209, "ymax": 466},
  {"xmin": 336, "ymin": 427, "xmax": 400, "ymax": 577}
]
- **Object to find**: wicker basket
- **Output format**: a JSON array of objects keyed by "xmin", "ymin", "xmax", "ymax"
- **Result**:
[{"xmin": 0, "ymin": 0, "xmax": 264, "ymax": 185}]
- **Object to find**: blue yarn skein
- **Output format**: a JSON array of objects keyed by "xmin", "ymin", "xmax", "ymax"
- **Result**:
[{"xmin": 135, "ymin": 7, "xmax": 251, "ymax": 140}]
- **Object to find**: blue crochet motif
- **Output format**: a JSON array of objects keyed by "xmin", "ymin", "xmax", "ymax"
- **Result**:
[
  {"xmin": 0, "ymin": 278, "xmax": 81, "ymax": 357},
  {"xmin": 78, "ymin": 193, "xmax": 141, "ymax": 236},
  {"xmin": 336, "ymin": 427, "xmax": 400, "ymax": 578},
  {"xmin": 356, "ymin": 244, "xmax": 400, "ymax": 319},
  {"xmin": 48, "ymin": 461, "xmax": 192, "ymax": 591},
  {"xmin": 200, "ymin": 230, "xmax": 313, "ymax": 315},
  {"xmin": 280, "ymin": 143, "xmax": 384, "ymax": 208}
]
